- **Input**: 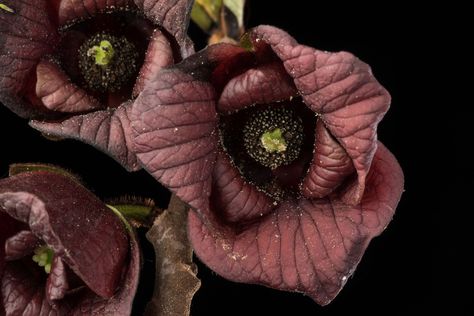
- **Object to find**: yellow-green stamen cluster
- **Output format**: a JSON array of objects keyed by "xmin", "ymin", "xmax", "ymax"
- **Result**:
[
  {"xmin": 88, "ymin": 40, "xmax": 115, "ymax": 66},
  {"xmin": 78, "ymin": 33, "xmax": 138, "ymax": 92},
  {"xmin": 32, "ymin": 245, "xmax": 54, "ymax": 274},
  {"xmin": 261, "ymin": 128, "xmax": 287, "ymax": 153},
  {"xmin": 243, "ymin": 107, "xmax": 304, "ymax": 169}
]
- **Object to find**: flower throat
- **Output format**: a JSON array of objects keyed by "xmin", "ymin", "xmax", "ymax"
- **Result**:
[{"xmin": 78, "ymin": 32, "xmax": 138, "ymax": 92}]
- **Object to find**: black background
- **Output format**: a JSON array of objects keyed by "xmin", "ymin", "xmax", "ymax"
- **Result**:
[{"xmin": 0, "ymin": 1, "xmax": 443, "ymax": 315}]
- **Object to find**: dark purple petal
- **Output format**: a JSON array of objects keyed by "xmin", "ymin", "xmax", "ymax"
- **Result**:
[
  {"xmin": 133, "ymin": 29, "xmax": 175, "ymax": 97},
  {"xmin": 0, "ymin": 212, "xmax": 23, "ymax": 280},
  {"xmin": 218, "ymin": 62, "xmax": 297, "ymax": 113},
  {"xmin": 131, "ymin": 68, "xmax": 217, "ymax": 211},
  {"xmin": 69, "ymin": 232, "xmax": 141, "ymax": 316},
  {"xmin": 212, "ymin": 151, "xmax": 275, "ymax": 223},
  {"xmin": 46, "ymin": 256, "xmax": 69, "ymax": 301},
  {"xmin": 0, "ymin": 0, "xmax": 59, "ymax": 118},
  {"xmin": 2, "ymin": 261, "xmax": 73, "ymax": 315},
  {"xmin": 0, "ymin": 171, "xmax": 129, "ymax": 298},
  {"xmin": 250, "ymin": 26, "xmax": 391, "ymax": 204},
  {"xmin": 58, "ymin": 0, "xmax": 134, "ymax": 26},
  {"xmin": 188, "ymin": 143, "xmax": 403, "ymax": 305},
  {"xmin": 302, "ymin": 120, "xmax": 355, "ymax": 199},
  {"xmin": 36, "ymin": 59, "xmax": 101, "ymax": 113},
  {"xmin": 133, "ymin": 0, "xmax": 194, "ymax": 54},
  {"xmin": 30, "ymin": 102, "xmax": 140, "ymax": 171},
  {"xmin": 4, "ymin": 230, "xmax": 40, "ymax": 261}
]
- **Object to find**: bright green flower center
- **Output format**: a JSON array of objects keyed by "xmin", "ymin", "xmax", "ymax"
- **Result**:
[
  {"xmin": 32, "ymin": 245, "xmax": 54, "ymax": 274},
  {"xmin": 260, "ymin": 128, "xmax": 287, "ymax": 153},
  {"xmin": 88, "ymin": 40, "xmax": 115, "ymax": 66}
]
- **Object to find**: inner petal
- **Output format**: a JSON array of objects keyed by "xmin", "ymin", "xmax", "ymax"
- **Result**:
[{"xmin": 4, "ymin": 230, "xmax": 40, "ymax": 261}]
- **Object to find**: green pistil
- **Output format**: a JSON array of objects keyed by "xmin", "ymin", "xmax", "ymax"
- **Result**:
[
  {"xmin": 243, "ymin": 107, "xmax": 304, "ymax": 169},
  {"xmin": 261, "ymin": 128, "xmax": 287, "ymax": 153},
  {"xmin": 88, "ymin": 40, "xmax": 115, "ymax": 66},
  {"xmin": 78, "ymin": 33, "xmax": 138, "ymax": 92},
  {"xmin": 32, "ymin": 245, "xmax": 54, "ymax": 274}
]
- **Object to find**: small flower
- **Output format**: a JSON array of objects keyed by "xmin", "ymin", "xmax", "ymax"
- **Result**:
[
  {"xmin": 0, "ymin": 169, "xmax": 140, "ymax": 315},
  {"xmin": 0, "ymin": 0, "xmax": 194, "ymax": 170},
  {"xmin": 131, "ymin": 26, "xmax": 404, "ymax": 304}
]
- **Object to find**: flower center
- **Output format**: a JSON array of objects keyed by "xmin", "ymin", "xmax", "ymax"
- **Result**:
[
  {"xmin": 78, "ymin": 32, "xmax": 138, "ymax": 92},
  {"xmin": 243, "ymin": 107, "xmax": 303, "ymax": 169},
  {"xmin": 32, "ymin": 245, "xmax": 54, "ymax": 274}
]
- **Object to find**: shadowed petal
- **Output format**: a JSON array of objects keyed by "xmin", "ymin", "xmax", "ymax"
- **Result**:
[
  {"xmin": 0, "ymin": 171, "xmax": 129, "ymax": 299},
  {"xmin": 69, "ymin": 232, "xmax": 141, "ymax": 316},
  {"xmin": 212, "ymin": 151, "xmax": 275, "ymax": 223},
  {"xmin": 0, "ymin": 212, "xmax": 23, "ymax": 281},
  {"xmin": 36, "ymin": 60, "xmax": 102, "ymax": 113},
  {"xmin": 218, "ymin": 62, "xmax": 297, "ymax": 113},
  {"xmin": 250, "ymin": 26, "xmax": 391, "ymax": 204},
  {"xmin": 30, "ymin": 102, "xmax": 140, "ymax": 171},
  {"xmin": 58, "ymin": 0, "xmax": 134, "ymax": 26},
  {"xmin": 131, "ymin": 67, "xmax": 217, "ymax": 211},
  {"xmin": 302, "ymin": 120, "xmax": 355, "ymax": 199},
  {"xmin": 188, "ymin": 143, "xmax": 403, "ymax": 305},
  {"xmin": 2, "ymin": 261, "xmax": 73, "ymax": 315},
  {"xmin": 4, "ymin": 230, "xmax": 40, "ymax": 261},
  {"xmin": 0, "ymin": 0, "xmax": 59, "ymax": 118}
]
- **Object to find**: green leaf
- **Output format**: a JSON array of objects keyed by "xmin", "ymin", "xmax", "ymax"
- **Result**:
[
  {"xmin": 0, "ymin": 3, "xmax": 14, "ymax": 13},
  {"xmin": 191, "ymin": 3, "xmax": 213, "ymax": 32},
  {"xmin": 107, "ymin": 205, "xmax": 134, "ymax": 233},
  {"xmin": 8, "ymin": 163, "xmax": 82, "ymax": 184},
  {"xmin": 223, "ymin": 0, "xmax": 245, "ymax": 27},
  {"xmin": 196, "ymin": 0, "xmax": 222, "ymax": 22}
]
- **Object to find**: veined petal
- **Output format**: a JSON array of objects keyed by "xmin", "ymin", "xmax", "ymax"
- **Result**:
[
  {"xmin": 30, "ymin": 101, "xmax": 140, "ymax": 171},
  {"xmin": 0, "ymin": 171, "xmax": 129, "ymax": 299},
  {"xmin": 189, "ymin": 143, "xmax": 403, "ymax": 305},
  {"xmin": 0, "ymin": 0, "xmax": 59, "ymax": 118},
  {"xmin": 249, "ymin": 25, "xmax": 391, "ymax": 204}
]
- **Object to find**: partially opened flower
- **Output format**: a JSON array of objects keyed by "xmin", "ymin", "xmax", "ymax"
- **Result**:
[
  {"xmin": 0, "ymin": 0, "xmax": 194, "ymax": 170},
  {"xmin": 131, "ymin": 26, "xmax": 404, "ymax": 304},
  {"xmin": 0, "ymin": 169, "xmax": 140, "ymax": 315}
]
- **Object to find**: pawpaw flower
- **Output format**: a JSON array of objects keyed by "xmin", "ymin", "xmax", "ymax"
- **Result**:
[
  {"xmin": 0, "ymin": 0, "xmax": 194, "ymax": 170},
  {"xmin": 131, "ymin": 25, "xmax": 404, "ymax": 305},
  {"xmin": 0, "ymin": 169, "xmax": 140, "ymax": 315}
]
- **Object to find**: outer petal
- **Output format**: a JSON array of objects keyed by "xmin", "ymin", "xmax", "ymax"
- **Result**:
[
  {"xmin": 0, "ymin": 0, "xmax": 59, "ymax": 118},
  {"xmin": 30, "ymin": 102, "xmax": 140, "ymax": 171},
  {"xmin": 250, "ymin": 26, "xmax": 391, "ymax": 204},
  {"xmin": 188, "ymin": 143, "xmax": 403, "ymax": 305},
  {"xmin": 69, "ymin": 232, "xmax": 141, "ymax": 316},
  {"xmin": 0, "ymin": 171, "xmax": 129, "ymax": 298},
  {"xmin": 133, "ymin": 0, "xmax": 194, "ymax": 55},
  {"xmin": 131, "ymin": 63, "xmax": 217, "ymax": 211}
]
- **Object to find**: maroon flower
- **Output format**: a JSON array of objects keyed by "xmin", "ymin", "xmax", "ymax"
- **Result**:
[
  {"xmin": 0, "ymin": 170, "xmax": 140, "ymax": 315},
  {"xmin": 0, "ymin": 0, "xmax": 194, "ymax": 170},
  {"xmin": 131, "ymin": 25, "xmax": 404, "ymax": 305}
]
